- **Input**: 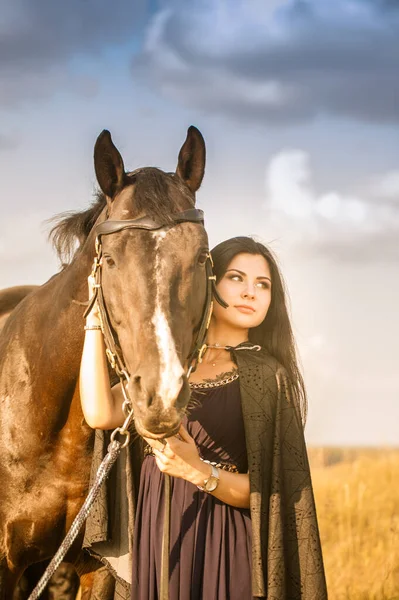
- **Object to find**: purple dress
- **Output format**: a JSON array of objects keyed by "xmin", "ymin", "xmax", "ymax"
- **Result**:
[{"xmin": 131, "ymin": 375, "xmax": 253, "ymax": 600}]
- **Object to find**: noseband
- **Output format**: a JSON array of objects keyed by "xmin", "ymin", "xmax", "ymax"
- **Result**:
[{"xmin": 84, "ymin": 207, "xmax": 226, "ymax": 444}]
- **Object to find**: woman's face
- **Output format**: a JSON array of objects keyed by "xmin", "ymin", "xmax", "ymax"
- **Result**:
[{"xmin": 212, "ymin": 252, "xmax": 272, "ymax": 331}]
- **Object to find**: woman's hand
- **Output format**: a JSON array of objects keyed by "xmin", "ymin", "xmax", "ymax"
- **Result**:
[
  {"xmin": 145, "ymin": 425, "xmax": 251, "ymax": 508},
  {"xmin": 144, "ymin": 425, "xmax": 211, "ymax": 486}
]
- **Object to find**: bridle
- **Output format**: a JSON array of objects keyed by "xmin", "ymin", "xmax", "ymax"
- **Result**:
[
  {"xmin": 28, "ymin": 207, "xmax": 228, "ymax": 600},
  {"xmin": 84, "ymin": 207, "xmax": 227, "ymax": 447}
]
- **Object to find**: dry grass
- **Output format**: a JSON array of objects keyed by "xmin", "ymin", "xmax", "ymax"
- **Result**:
[{"xmin": 308, "ymin": 447, "xmax": 399, "ymax": 600}]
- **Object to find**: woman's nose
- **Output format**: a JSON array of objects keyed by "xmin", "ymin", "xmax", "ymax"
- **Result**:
[{"xmin": 242, "ymin": 285, "xmax": 255, "ymax": 300}]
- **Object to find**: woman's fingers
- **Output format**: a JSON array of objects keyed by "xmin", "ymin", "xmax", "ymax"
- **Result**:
[
  {"xmin": 144, "ymin": 437, "xmax": 167, "ymax": 453},
  {"xmin": 153, "ymin": 448, "xmax": 167, "ymax": 462},
  {"xmin": 177, "ymin": 424, "xmax": 194, "ymax": 443}
]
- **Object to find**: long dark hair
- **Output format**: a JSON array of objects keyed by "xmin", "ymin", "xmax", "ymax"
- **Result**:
[{"xmin": 211, "ymin": 236, "xmax": 307, "ymax": 423}]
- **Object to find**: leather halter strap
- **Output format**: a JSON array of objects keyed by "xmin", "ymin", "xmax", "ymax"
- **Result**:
[{"xmin": 95, "ymin": 208, "xmax": 204, "ymax": 236}]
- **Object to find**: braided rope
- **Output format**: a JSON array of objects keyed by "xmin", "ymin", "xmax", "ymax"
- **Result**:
[{"xmin": 27, "ymin": 440, "xmax": 122, "ymax": 600}]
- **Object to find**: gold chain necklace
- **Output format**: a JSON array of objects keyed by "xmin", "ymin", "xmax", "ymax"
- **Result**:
[{"xmin": 189, "ymin": 370, "xmax": 239, "ymax": 389}]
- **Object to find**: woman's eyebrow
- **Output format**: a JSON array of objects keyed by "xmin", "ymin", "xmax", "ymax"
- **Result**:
[{"xmin": 226, "ymin": 269, "xmax": 272, "ymax": 282}]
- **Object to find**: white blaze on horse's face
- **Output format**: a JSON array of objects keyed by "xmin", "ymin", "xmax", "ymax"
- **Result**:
[{"xmin": 151, "ymin": 230, "xmax": 184, "ymax": 407}]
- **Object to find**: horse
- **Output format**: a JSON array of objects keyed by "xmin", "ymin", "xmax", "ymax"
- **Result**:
[{"xmin": 0, "ymin": 126, "xmax": 209, "ymax": 598}]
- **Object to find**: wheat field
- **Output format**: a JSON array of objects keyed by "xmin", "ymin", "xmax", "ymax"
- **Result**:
[
  {"xmin": 44, "ymin": 448, "xmax": 399, "ymax": 600},
  {"xmin": 308, "ymin": 448, "xmax": 399, "ymax": 600}
]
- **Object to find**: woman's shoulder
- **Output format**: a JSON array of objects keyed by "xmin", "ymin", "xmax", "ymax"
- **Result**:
[
  {"xmin": 234, "ymin": 346, "xmax": 302, "ymax": 418},
  {"xmin": 232, "ymin": 343, "xmax": 286, "ymax": 377}
]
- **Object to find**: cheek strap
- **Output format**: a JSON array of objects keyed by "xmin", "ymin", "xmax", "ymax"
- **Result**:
[{"xmin": 211, "ymin": 280, "xmax": 228, "ymax": 308}]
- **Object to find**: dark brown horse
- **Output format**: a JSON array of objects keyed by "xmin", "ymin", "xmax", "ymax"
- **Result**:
[{"xmin": 0, "ymin": 126, "xmax": 209, "ymax": 598}]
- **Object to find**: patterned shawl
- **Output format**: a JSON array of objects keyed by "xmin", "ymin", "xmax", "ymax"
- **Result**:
[
  {"xmin": 232, "ymin": 345, "xmax": 327, "ymax": 599},
  {"xmin": 83, "ymin": 345, "xmax": 328, "ymax": 599}
]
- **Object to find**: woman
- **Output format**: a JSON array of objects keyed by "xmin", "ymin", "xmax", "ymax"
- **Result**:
[{"xmin": 80, "ymin": 236, "xmax": 327, "ymax": 600}]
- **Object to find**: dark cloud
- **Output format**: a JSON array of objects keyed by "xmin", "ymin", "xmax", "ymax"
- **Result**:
[
  {"xmin": 132, "ymin": 0, "xmax": 399, "ymax": 123},
  {"xmin": 0, "ymin": 0, "xmax": 150, "ymax": 106}
]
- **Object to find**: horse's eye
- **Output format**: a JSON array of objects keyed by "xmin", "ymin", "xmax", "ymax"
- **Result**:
[
  {"xmin": 197, "ymin": 250, "xmax": 209, "ymax": 266},
  {"xmin": 103, "ymin": 255, "xmax": 115, "ymax": 267}
]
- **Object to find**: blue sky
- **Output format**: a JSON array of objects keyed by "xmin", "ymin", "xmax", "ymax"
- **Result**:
[{"xmin": 1, "ymin": 0, "xmax": 398, "ymax": 445}]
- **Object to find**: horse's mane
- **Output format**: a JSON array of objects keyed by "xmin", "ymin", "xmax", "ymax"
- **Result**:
[
  {"xmin": 48, "ymin": 191, "xmax": 106, "ymax": 266},
  {"xmin": 48, "ymin": 168, "xmax": 194, "ymax": 266}
]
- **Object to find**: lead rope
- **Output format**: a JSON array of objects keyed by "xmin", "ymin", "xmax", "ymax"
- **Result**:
[
  {"xmin": 27, "ymin": 432, "xmax": 131, "ymax": 599},
  {"xmin": 160, "ymin": 473, "xmax": 171, "ymax": 600},
  {"xmin": 27, "ymin": 442, "xmax": 120, "ymax": 600}
]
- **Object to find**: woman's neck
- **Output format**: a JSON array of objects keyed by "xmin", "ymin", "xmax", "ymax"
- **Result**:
[{"xmin": 206, "ymin": 321, "xmax": 248, "ymax": 348}]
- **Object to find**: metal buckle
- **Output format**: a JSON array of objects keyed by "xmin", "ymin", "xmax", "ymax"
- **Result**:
[
  {"xmin": 110, "ymin": 427, "xmax": 131, "ymax": 449},
  {"xmin": 205, "ymin": 301, "xmax": 213, "ymax": 330},
  {"xmin": 105, "ymin": 348, "xmax": 116, "ymax": 369},
  {"xmin": 197, "ymin": 343, "xmax": 207, "ymax": 364}
]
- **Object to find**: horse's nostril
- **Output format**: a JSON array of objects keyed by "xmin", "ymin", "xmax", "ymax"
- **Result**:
[{"xmin": 146, "ymin": 395, "xmax": 154, "ymax": 408}]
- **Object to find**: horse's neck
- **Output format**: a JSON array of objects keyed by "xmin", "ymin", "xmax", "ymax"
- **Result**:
[
  {"xmin": 3, "ymin": 225, "xmax": 99, "ymax": 379},
  {"xmin": 44, "ymin": 227, "xmax": 99, "ymax": 339}
]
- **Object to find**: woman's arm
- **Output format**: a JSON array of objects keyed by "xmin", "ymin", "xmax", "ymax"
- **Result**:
[
  {"xmin": 147, "ymin": 425, "xmax": 250, "ymax": 509},
  {"xmin": 79, "ymin": 281, "xmax": 125, "ymax": 430}
]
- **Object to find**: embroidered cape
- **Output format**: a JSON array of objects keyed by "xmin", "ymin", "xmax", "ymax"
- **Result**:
[{"xmin": 83, "ymin": 345, "xmax": 328, "ymax": 599}]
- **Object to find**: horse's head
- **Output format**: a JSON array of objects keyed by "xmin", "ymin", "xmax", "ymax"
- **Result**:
[{"xmin": 93, "ymin": 127, "xmax": 209, "ymax": 438}]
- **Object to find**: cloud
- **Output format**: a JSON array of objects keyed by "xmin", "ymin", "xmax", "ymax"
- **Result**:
[
  {"xmin": 370, "ymin": 170, "xmax": 399, "ymax": 200},
  {"xmin": 0, "ymin": 0, "xmax": 149, "ymax": 106},
  {"xmin": 133, "ymin": 0, "xmax": 399, "ymax": 123},
  {"xmin": 263, "ymin": 148, "xmax": 399, "ymax": 261}
]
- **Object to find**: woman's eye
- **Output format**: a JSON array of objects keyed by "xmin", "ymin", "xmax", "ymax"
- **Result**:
[
  {"xmin": 104, "ymin": 255, "xmax": 115, "ymax": 267},
  {"xmin": 229, "ymin": 274, "xmax": 242, "ymax": 282},
  {"xmin": 256, "ymin": 281, "xmax": 270, "ymax": 290}
]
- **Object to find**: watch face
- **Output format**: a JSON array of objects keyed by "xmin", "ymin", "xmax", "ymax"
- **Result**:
[{"xmin": 205, "ymin": 476, "xmax": 218, "ymax": 492}]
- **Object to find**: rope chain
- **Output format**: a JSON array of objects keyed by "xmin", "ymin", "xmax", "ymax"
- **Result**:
[{"xmin": 27, "ymin": 440, "xmax": 122, "ymax": 600}]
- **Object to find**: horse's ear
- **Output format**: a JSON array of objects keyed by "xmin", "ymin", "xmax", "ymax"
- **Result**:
[
  {"xmin": 176, "ymin": 126, "xmax": 206, "ymax": 194},
  {"xmin": 94, "ymin": 130, "xmax": 126, "ymax": 199}
]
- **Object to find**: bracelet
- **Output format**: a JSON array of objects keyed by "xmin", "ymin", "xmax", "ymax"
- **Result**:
[{"xmin": 84, "ymin": 324, "xmax": 102, "ymax": 331}]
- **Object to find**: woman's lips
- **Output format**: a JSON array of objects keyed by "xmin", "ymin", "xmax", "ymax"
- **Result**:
[{"xmin": 235, "ymin": 305, "xmax": 256, "ymax": 314}]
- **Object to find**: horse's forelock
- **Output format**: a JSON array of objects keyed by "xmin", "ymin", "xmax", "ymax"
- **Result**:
[
  {"xmin": 123, "ymin": 168, "xmax": 194, "ymax": 223},
  {"xmin": 48, "ymin": 168, "xmax": 194, "ymax": 267}
]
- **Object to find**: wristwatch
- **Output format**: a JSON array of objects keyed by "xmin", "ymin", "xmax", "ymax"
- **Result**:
[{"xmin": 197, "ymin": 464, "xmax": 220, "ymax": 493}]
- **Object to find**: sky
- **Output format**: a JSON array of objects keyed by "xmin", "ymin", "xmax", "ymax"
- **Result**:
[{"xmin": 1, "ymin": 0, "xmax": 398, "ymax": 446}]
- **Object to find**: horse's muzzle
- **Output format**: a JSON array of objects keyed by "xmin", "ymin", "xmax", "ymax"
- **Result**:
[{"xmin": 129, "ymin": 375, "xmax": 190, "ymax": 437}]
